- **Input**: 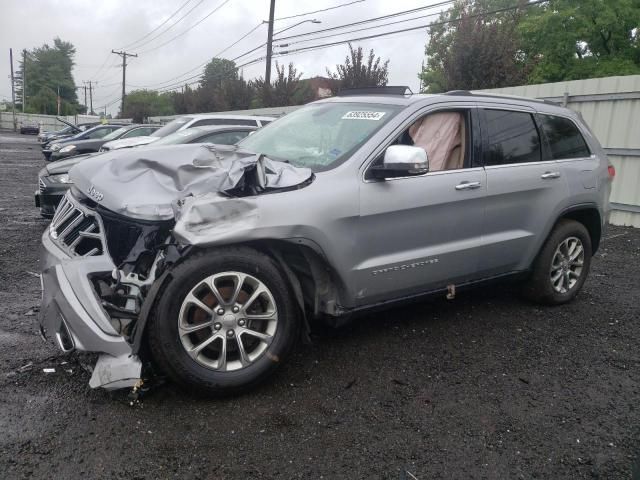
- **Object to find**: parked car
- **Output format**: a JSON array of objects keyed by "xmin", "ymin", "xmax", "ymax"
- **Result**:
[
  {"xmin": 35, "ymin": 125, "xmax": 256, "ymax": 217},
  {"xmin": 38, "ymin": 89, "xmax": 614, "ymax": 395},
  {"xmin": 19, "ymin": 120, "xmax": 40, "ymax": 135},
  {"xmin": 38, "ymin": 118, "xmax": 100, "ymax": 143},
  {"xmin": 47, "ymin": 124, "xmax": 159, "ymax": 161},
  {"xmin": 99, "ymin": 114, "xmax": 274, "ymax": 152},
  {"xmin": 43, "ymin": 124, "xmax": 123, "ymax": 161}
]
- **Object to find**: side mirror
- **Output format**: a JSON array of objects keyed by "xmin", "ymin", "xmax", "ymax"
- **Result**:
[{"xmin": 370, "ymin": 145, "xmax": 429, "ymax": 179}]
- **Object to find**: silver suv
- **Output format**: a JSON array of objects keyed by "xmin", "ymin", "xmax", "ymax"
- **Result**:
[{"xmin": 38, "ymin": 89, "xmax": 614, "ymax": 394}]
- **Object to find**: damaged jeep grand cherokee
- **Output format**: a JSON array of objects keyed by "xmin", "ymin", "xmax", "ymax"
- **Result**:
[{"xmin": 39, "ymin": 88, "xmax": 613, "ymax": 394}]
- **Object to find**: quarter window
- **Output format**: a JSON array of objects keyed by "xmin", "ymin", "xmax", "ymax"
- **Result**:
[
  {"xmin": 484, "ymin": 110, "xmax": 541, "ymax": 166},
  {"xmin": 538, "ymin": 114, "xmax": 591, "ymax": 159}
]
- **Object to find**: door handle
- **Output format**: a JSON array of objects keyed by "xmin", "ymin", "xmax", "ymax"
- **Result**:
[
  {"xmin": 455, "ymin": 181, "xmax": 482, "ymax": 191},
  {"xmin": 541, "ymin": 171, "xmax": 561, "ymax": 179}
]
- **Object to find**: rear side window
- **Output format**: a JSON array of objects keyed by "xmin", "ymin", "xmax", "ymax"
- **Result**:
[
  {"xmin": 191, "ymin": 119, "xmax": 257, "ymax": 127},
  {"xmin": 538, "ymin": 114, "xmax": 591, "ymax": 159},
  {"xmin": 484, "ymin": 110, "xmax": 541, "ymax": 166}
]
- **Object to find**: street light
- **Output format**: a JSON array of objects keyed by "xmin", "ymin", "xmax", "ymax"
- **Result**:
[
  {"xmin": 273, "ymin": 19, "xmax": 321, "ymax": 38},
  {"xmin": 265, "ymin": 18, "xmax": 322, "ymax": 86}
]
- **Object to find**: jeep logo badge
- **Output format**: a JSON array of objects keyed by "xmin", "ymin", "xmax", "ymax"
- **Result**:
[{"xmin": 87, "ymin": 185, "xmax": 104, "ymax": 202}]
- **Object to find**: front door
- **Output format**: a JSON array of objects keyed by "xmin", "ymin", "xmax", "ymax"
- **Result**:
[{"xmin": 355, "ymin": 107, "xmax": 486, "ymax": 305}]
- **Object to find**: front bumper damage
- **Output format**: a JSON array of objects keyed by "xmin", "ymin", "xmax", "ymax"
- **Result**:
[
  {"xmin": 39, "ymin": 145, "xmax": 314, "ymax": 390},
  {"xmin": 39, "ymin": 230, "xmax": 142, "ymax": 389}
]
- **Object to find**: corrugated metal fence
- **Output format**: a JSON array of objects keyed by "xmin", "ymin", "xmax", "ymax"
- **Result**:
[
  {"xmin": 0, "ymin": 112, "xmax": 111, "ymax": 131},
  {"xmin": 479, "ymin": 75, "xmax": 640, "ymax": 227}
]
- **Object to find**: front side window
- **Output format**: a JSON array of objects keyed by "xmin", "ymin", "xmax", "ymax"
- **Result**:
[
  {"xmin": 484, "ymin": 110, "xmax": 541, "ymax": 166},
  {"xmin": 538, "ymin": 114, "xmax": 591, "ymax": 160},
  {"xmin": 389, "ymin": 110, "xmax": 470, "ymax": 172},
  {"xmin": 238, "ymin": 102, "xmax": 401, "ymax": 171},
  {"xmin": 103, "ymin": 127, "xmax": 128, "ymax": 141},
  {"xmin": 86, "ymin": 127, "xmax": 114, "ymax": 139}
]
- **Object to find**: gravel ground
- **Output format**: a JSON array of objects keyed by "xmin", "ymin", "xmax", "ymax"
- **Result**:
[{"xmin": 0, "ymin": 130, "xmax": 639, "ymax": 480}]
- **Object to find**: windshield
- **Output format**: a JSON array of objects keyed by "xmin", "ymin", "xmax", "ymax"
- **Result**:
[
  {"xmin": 151, "ymin": 128, "xmax": 205, "ymax": 146},
  {"xmin": 103, "ymin": 127, "xmax": 128, "ymax": 141},
  {"xmin": 238, "ymin": 102, "xmax": 401, "ymax": 171},
  {"xmin": 152, "ymin": 117, "xmax": 192, "ymax": 137}
]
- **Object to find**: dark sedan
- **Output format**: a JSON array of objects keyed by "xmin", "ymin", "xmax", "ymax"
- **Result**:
[
  {"xmin": 35, "ymin": 125, "xmax": 256, "ymax": 217},
  {"xmin": 38, "ymin": 118, "xmax": 100, "ymax": 144},
  {"xmin": 20, "ymin": 120, "xmax": 40, "ymax": 135},
  {"xmin": 42, "ymin": 124, "xmax": 123, "ymax": 161},
  {"xmin": 48, "ymin": 124, "xmax": 159, "ymax": 161}
]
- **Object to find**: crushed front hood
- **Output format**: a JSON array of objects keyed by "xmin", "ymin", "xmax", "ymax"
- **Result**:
[{"xmin": 68, "ymin": 143, "xmax": 312, "ymax": 220}]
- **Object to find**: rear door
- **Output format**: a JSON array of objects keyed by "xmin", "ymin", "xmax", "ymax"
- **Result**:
[{"xmin": 478, "ymin": 106, "xmax": 569, "ymax": 276}]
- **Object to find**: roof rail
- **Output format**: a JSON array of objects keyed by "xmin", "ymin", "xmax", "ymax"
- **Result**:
[
  {"xmin": 444, "ymin": 90, "xmax": 472, "ymax": 96},
  {"xmin": 444, "ymin": 89, "xmax": 561, "ymax": 106},
  {"xmin": 337, "ymin": 85, "xmax": 413, "ymax": 96}
]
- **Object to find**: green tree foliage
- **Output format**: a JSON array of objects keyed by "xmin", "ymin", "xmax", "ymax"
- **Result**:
[
  {"xmin": 327, "ymin": 44, "xmax": 389, "ymax": 89},
  {"xmin": 20, "ymin": 38, "xmax": 81, "ymax": 114},
  {"xmin": 169, "ymin": 58, "xmax": 314, "ymax": 112},
  {"xmin": 252, "ymin": 62, "xmax": 314, "ymax": 108},
  {"xmin": 520, "ymin": 0, "xmax": 640, "ymax": 82},
  {"xmin": 121, "ymin": 89, "xmax": 174, "ymax": 122},
  {"xmin": 420, "ymin": 0, "xmax": 640, "ymax": 91},
  {"xmin": 419, "ymin": 0, "xmax": 530, "ymax": 93}
]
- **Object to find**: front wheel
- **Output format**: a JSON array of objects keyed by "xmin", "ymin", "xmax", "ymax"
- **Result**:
[
  {"xmin": 523, "ymin": 219, "xmax": 592, "ymax": 305},
  {"xmin": 148, "ymin": 247, "xmax": 299, "ymax": 395}
]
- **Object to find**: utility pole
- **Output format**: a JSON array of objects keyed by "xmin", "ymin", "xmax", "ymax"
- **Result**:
[
  {"xmin": 111, "ymin": 50, "xmax": 137, "ymax": 117},
  {"xmin": 83, "ymin": 80, "xmax": 96, "ymax": 114},
  {"xmin": 57, "ymin": 86, "xmax": 61, "ymax": 115},
  {"xmin": 9, "ymin": 48, "xmax": 17, "ymax": 131},
  {"xmin": 265, "ymin": 0, "xmax": 276, "ymax": 87},
  {"xmin": 22, "ymin": 49, "xmax": 26, "ymax": 113}
]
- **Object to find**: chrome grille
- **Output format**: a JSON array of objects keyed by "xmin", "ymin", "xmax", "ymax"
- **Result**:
[
  {"xmin": 38, "ymin": 178, "xmax": 46, "ymax": 193},
  {"xmin": 49, "ymin": 193, "xmax": 105, "ymax": 257}
]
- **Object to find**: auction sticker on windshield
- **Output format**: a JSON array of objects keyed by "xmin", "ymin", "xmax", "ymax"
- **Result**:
[{"xmin": 342, "ymin": 111, "xmax": 386, "ymax": 120}]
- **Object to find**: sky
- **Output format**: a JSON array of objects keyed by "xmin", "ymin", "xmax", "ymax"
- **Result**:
[{"xmin": 0, "ymin": 0, "xmax": 449, "ymax": 116}]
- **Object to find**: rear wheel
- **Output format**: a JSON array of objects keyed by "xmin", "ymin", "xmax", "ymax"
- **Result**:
[
  {"xmin": 148, "ymin": 247, "xmax": 299, "ymax": 395},
  {"xmin": 523, "ymin": 219, "xmax": 592, "ymax": 305}
]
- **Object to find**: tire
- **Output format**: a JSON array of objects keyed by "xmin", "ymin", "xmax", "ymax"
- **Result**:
[
  {"xmin": 148, "ymin": 246, "xmax": 299, "ymax": 396},
  {"xmin": 523, "ymin": 219, "xmax": 592, "ymax": 305}
]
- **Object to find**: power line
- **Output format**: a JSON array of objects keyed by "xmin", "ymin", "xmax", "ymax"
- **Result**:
[
  {"xmin": 152, "ymin": 56, "xmax": 265, "ymax": 94},
  {"xmin": 275, "ymin": 0, "xmax": 545, "ymax": 57},
  {"xmin": 138, "ymin": 0, "xmax": 234, "ymax": 55},
  {"xmin": 277, "ymin": 4, "xmax": 456, "ymax": 48},
  {"xmin": 129, "ymin": 22, "xmax": 264, "ymax": 89},
  {"xmin": 127, "ymin": 0, "xmax": 207, "ymax": 52},
  {"xmin": 118, "ymin": 0, "xmax": 194, "ymax": 50},
  {"xmin": 275, "ymin": 0, "xmax": 366, "ymax": 21},
  {"xmin": 276, "ymin": 0, "xmax": 457, "ymax": 42}
]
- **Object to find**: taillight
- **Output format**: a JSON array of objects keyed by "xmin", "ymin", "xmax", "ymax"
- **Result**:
[{"xmin": 608, "ymin": 165, "xmax": 616, "ymax": 179}]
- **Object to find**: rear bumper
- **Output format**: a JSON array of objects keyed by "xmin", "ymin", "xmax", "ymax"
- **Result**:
[{"xmin": 39, "ymin": 229, "xmax": 141, "ymax": 388}]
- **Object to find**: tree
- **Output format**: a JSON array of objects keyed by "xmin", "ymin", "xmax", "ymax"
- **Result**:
[
  {"xmin": 419, "ymin": 0, "xmax": 531, "ymax": 93},
  {"xmin": 252, "ymin": 62, "xmax": 313, "ymax": 107},
  {"xmin": 120, "ymin": 90, "xmax": 174, "ymax": 122},
  {"xmin": 327, "ymin": 44, "xmax": 389, "ymax": 89},
  {"xmin": 19, "ymin": 38, "xmax": 81, "ymax": 114},
  {"xmin": 519, "ymin": 0, "xmax": 640, "ymax": 83}
]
